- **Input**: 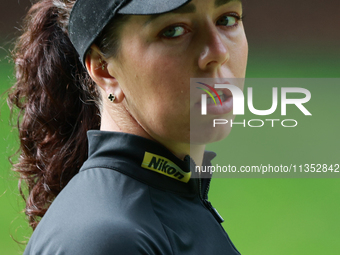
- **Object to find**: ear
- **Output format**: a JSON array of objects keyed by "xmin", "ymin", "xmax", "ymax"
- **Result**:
[{"xmin": 85, "ymin": 45, "xmax": 124, "ymax": 103}]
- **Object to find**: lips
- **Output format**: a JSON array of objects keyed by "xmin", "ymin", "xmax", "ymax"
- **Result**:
[
  {"xmin": 206, "ymin": 90, "xmax": 224, "ymax": 105},
  {"xmin": 194, "ymin": 87, "xmax": 234, "ymax": 115}
]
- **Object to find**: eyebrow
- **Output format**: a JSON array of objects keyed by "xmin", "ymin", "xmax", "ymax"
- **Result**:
[
  {"xmin": 215, "ymin": 0, "xmax": 242, "ymax": 8},
  {"xmin": 143, "ymin": 0, "xmax": 242, "ymax": 27},
  {"xmin": 143, "ymin": 3, "xmax": 196, "ymax": 26}
]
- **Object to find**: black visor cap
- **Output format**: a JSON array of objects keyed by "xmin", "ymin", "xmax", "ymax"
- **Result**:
[{"xmin": 69, "ymin": 0, "xmax": 192, "ymax": 66}]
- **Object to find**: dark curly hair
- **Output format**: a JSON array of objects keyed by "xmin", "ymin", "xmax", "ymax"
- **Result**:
[{"xmin": 7, "ymin": 0, "xmax": 129, "ymax": 230}]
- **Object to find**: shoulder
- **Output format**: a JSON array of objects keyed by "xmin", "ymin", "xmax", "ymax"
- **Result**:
[
  {"xmin": 25, "ymin": 219, "xmax": 167, "ymax": 255},
  {"xmin": 24, "ymin": 167, "xmax": 172, "ymax": 255}
]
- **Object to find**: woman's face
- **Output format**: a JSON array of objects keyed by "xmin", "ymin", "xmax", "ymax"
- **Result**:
[{"xmin": 107, "ymin": 0, "xmax": 248, "ymax": 147}]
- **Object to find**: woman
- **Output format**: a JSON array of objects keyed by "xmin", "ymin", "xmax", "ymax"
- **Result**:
[{"xmin": 9, "ymin": 0, "xmax": 248, "ymax": 254}]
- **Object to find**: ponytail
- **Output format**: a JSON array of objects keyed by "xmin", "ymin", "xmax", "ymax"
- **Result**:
[{"xmin": 8, "ymin": 0, "xmax": 100, "ymax": 230}]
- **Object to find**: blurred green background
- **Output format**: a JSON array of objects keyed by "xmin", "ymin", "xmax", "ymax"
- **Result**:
[
  {"xmin": 0, "ymin": 51, "xmax": 32, "ymax": 254},
  {"xmin": 207, "ymin": 76, "xmax": 340, "ymax": 254},
  {"xmin": 0, "ymin": 0, "xmax": 339, "ymax": 254}
]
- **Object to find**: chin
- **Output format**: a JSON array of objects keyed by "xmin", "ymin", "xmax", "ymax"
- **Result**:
[{"xmin": 190, "ymin": 122, "xmax": 232, "ymax": 145}]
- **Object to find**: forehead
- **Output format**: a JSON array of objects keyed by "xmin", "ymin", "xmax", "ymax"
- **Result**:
[
  {"xmin": 143, "ymin": 0, "xmax": 242, "ymax": 26},
  {"xmin": 176, "ymin": 0, "xmax": 242, "ymax": 11}
]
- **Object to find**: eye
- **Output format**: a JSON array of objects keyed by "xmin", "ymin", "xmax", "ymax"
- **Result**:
[
  {"xmin": 161, "ymin": 26, "xmax": 186, "ymax": 38},
  {"xmin": 216, "ymin": 14, "xmax": 241, "ymax": 27}
]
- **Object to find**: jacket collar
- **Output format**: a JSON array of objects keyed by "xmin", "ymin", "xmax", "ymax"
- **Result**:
[{"xmin": 80, "ymin": 130, "xmax": 216, "ymax": 196}]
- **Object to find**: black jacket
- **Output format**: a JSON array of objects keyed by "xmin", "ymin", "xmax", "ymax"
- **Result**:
[{"xmin": 24, "ymin": 131, "xmax": 240, "ymax": 255}]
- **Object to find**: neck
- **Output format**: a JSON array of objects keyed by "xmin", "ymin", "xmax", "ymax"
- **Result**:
[
  {"xmin": 100, "ymin": 105, "xmax": 206, "ymax": 166},
  {"xmin": 155, "ymin": 140, "xmax": 206, "ymax": 167}
]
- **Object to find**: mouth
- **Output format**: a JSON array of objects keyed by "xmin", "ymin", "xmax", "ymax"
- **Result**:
[
  {"xmin": 194, "ymin": 87, "xmax": 234, "ymax": 115},
  {"xmin": 205, "ymin": 89, "xmax": 232, "ymax": 105},
  {"xmin": 195, "ymin": 87, "xmax": 233, "ymax": 105}
]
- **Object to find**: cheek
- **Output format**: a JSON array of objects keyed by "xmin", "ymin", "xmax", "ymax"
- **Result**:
[
  {"xmin": 118, "ymin": 45, "xmax": 191, "ymax": 140},
  {"xmin": 240, "ymin": 35, "xmax": 248, "ymax": 64},
  {"xmin": 237, "ymin": 33, "xmax": 249, "ymax": 73},
  {"xmin": 228, "ymin": 30, "xmax": 248, "ymax": 77},
  {"xmin": 126, "ymin": 49, "xmax": 189, "ymax": 102},
  {"xmin": 136, "ymin": 56, "xmax": 190, "ymax": 121}
]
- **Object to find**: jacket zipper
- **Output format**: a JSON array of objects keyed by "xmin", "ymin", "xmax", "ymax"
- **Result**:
[
  {"xmin": 191, "ymin": 156, "xmax": 241, "ymax": 255},
  {"xmin": 198, "ymin": 178, "xmax": 224, "ymax": 224},
  {"xmin": 186, "ymin": 154, "xmax": 224, "ymax": 224}
]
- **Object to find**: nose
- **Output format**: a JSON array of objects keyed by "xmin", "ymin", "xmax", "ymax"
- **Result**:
[{"xmin": 198, "ymin": 24, "xmax": 229, "ymax": 71}]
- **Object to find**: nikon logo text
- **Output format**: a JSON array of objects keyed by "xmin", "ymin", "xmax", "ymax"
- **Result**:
[{"xmin": 141, "ymin": 152, "xmax": 191, "ymax": 183}]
